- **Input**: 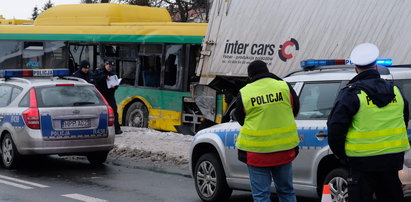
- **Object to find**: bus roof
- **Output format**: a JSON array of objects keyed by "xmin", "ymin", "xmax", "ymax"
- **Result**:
[
  {"xmin": 0, "ymin": 4, "xmax": 207, "ymax": 44},
  {"xmin": 35, "ymin": 3, "xmax": 172, "ymax": 26}
]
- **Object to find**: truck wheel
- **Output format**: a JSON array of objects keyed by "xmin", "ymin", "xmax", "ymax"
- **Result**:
[
  {"xmin": 86, "ymin": 151, "xmax": 109, "ymax": 166},
  {"xmin": 323, "ymin": 168, "xmax": 349, "ymax": 202},
  {"xmin": 1, "ymin": 133, "xmax": 20, "ymax": 169},
  {"xmin": 125, "ymin": 102, "xmax": 148, "ymax": 128},
  {"xmin": 194, "ymin": 153, "xmax": 232, "ymax": 202}
]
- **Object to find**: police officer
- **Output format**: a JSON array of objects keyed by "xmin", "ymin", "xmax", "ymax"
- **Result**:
[
  {"xmin": 327, "ymin": 43, "xmax": 410, "ymax": 202},
  {"xmin": 93, "ymin": 59, "xmax": 122, "ymax": 135},
  {"xmin": 72, "ymin": 60, "xmax": 92, "ymax": 83},
  {"xmin": 234, "ymin": 60, "xmax": 300, "ymax": 202}
]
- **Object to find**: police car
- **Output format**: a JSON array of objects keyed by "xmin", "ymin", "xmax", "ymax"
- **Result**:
[
  {"xmin": 0, "ymin": 69, "xmax": 115, "ymax": 168},
  {"xmin": 189, "ymin": 59, "xmax": 411, "ymax": 201}
]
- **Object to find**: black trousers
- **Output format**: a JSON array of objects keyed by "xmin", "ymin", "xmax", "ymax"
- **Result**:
[
  {"xmin": 105, "ymin": 95, "xmax": 121, "ymax": 132},
  {"xmin": 348, "ymin": 169, "xmax": 405, "ymax": 202}
]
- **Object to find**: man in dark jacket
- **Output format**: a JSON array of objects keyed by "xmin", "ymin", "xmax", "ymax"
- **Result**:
[
  {"xmin": 234, "ymin": 60, "xmax": 300, "ymax": 202},
  {"xmin": 72, "ymin": 60, "xmax": 92, "ymax": 83},
  {"xmin": 93, "ymin": 59, "xmax": 122, "ymax": 134},
  {"xmin": 327, "ymin": 43, "xmax": 410, "ymax": 202}
]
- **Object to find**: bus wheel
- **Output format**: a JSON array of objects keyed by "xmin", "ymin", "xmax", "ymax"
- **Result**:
[{"xmin": 125, "ymin": 102, "xmax": 148, "ymax": 128}]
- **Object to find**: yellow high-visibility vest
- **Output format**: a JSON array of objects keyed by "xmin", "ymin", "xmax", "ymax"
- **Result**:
[
  {"xmin": 236, "ymin": 78, "xmax": 299, "ymax": 153},
  {"xmin": 346, "ymin": 86, "xmax": 410, "ymax": 157}
]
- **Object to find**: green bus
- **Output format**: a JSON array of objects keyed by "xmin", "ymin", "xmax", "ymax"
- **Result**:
[{"xmin": 0, "ymin": 3, "xmax": 211, "ymax": 133}]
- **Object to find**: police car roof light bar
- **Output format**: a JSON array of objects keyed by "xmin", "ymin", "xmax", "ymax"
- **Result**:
[
  {"xmin": 0, "ymin": 69, "xmax": 69, "ymax": 78},
  {"xmin": 300, "ymin": 59, "xmax": 393, "ymax": 70},
  {"xmin": 376, "ymin": 59, "xmax": 392, "ymax": 66},
  {"xmin": 300, "ymin": 59, "xmax": 347, "ymax": 70}
]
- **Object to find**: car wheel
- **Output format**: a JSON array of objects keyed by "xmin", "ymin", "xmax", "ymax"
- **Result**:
[
  {"xmin": 125, "ymin": 102, "xmax": 148, "ymax": 128},
  {"xmin": 86, "ymin": 151, "xmax": 108, "ymax": 165},
  {"xmin": 1, "ymin": 133, "xmax": 20, "ymax": 169},
  {"xmin": 194, "ymin": 153, "xmax": 232, "ymax": 202},
  {"xmin": 323, "ymin": 168, "xmax": 349, "ymax": 202}
]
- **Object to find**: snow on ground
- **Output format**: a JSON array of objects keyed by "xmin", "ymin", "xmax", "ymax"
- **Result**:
[{"xmin": 108, "ymin": 127, "xmax": 194, "ymax": 169}]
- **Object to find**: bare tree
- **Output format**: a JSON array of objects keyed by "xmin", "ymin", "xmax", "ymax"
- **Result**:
[
  {"xmin": 117, "ymin": 0, "xmax": 165, "ymax": 7},
  {"xmin": 165, "ymin": 0, "xmax": 210, "ymax": 22}
]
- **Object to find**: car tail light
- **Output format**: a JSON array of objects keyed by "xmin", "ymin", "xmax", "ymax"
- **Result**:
[
  {"xmin": 22, "ymin": 88, "xmax": 40, "ymax": 129},
  {"xmin": 108, "ymin": 106, "xmax": 115, "ymax": 126}
]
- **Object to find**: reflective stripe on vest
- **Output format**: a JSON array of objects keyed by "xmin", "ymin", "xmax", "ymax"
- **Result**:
[
  {"xmin": 345, "ymin": 86, "xmax": 410, "ymax": 157},
  {"xmin": 236, "ymin": 78, "xmax": 299, "ymax": 153}
]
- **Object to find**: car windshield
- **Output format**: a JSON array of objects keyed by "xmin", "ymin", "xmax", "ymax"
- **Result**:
[{"xmin": 36, "ymin": 85, "xmax": 105, "ymax": 107}]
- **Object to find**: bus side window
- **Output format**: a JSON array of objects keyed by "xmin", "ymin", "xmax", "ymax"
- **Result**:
[
  {"xmin": 164, "ymin": 44, "xmax": 184, "ymax": 90},
  {"xmin": 23, "ymin": 42, "xmax": 44, "ymax": 69},
  {"xmin": 164, "ymin": 54, "xmax": 177, "ymax": 86},
  {"xmin": 105, "ymin": 45, "xmax": 119, "ymax": 57},
  {"xmin": 0, "ymin": 41, "xmax": 23, "ymax": 69},
  {"xmin": 43, "ymin": 41, "xmax": 67, "ymax": 69},
  {"xmin": 119, "ymin": 61, "xmax": 137, "ymax": 86},
  {"xmin": 139, "ymin": 56, "xmax": 161, "ymax": 88}
]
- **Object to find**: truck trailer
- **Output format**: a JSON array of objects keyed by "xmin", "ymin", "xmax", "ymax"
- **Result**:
[{"xmin": 193, "ymin": 0, "xmax": 411, "ymax": 124}]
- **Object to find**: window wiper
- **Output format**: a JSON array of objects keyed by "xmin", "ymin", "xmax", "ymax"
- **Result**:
[{"xmin": 73, "ymin": 102, "xmax": 95, "ymax": 106}]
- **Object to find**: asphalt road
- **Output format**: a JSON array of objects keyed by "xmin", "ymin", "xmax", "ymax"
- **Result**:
[{"xmin": 0, "ymin": 156, "xmax": 319, "ymax": 202}]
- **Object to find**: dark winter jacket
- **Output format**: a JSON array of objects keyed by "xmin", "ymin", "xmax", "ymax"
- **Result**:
[
  {"xmin": 327, "ymin": 69, "xmax": 409, "ymax": 171},
  {"xmin": 93, "ymin": 67, "xmax": 117, "ymax": 99},
  {"xmin": 72, "ymin": 69, "xmax": 92, "ymax": 83}
]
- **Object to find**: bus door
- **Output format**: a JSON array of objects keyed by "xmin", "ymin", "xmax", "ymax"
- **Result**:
[
  {"xmin": 68, "ymin": 43, "xmax": 98, "ymax": 73},
  {"xmin": 116, "ymin": 44, "xmax": 138, "ymax": 86}
]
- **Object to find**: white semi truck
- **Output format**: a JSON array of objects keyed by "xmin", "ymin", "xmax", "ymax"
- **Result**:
[{"xmin": 192, "ymin": 0, "xmax": 411, "ymax": 127}]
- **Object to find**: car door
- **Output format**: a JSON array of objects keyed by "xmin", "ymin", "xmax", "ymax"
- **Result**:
[
  {"xmin": 0, "ymin": 84, "xmax": 25, "ymax": 139},
  {"xmin": 293, "ymin": 81, "xmax": 343, "ymax": 187}
]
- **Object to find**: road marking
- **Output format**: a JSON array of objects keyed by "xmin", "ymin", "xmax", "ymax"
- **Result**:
[
  {"xmin": 62, "ymin": 193, "xmax": 107, "ymax": 202},
  {"xmin": 0, "ymin": 175, "xmax": 49, "ymax": 188},
  {"xmin": 0, "ymin": 179, "xmax": 33, "ymax": 189}
]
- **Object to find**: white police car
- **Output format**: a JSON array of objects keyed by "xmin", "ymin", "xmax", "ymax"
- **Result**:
[
  {"xmin": 189, "ymin": 59, "xmax": 411, "ymax": 201},
  {"xmin": 0, "ymin": 69, "xmax": 115, "ymax": 168}
]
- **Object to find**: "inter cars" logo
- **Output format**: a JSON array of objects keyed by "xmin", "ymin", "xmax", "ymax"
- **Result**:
[{"xmin": 222, "ymin": 38, "xmax": 300, "ymax": 64}]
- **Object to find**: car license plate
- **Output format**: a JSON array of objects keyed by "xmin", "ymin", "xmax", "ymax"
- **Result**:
[{"xmin": 61, "ymin": 119, "xmax": 91, "ymax": 129}]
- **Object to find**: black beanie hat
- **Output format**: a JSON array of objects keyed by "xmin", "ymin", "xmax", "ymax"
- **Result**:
[
  {"xmin": 80, "ymin": 60, "xmax": 90, "ymax": 68},
  {"xmin": 247, "ymin": 60, "xmax": 269, "ymax": 78}
]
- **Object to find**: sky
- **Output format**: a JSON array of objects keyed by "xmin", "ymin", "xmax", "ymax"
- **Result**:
[{"xmin": 0, "ymin": 0, "xmax": 82, "ymax": 20}]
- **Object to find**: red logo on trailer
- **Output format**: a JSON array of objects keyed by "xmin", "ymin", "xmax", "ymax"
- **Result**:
[{"xmin": 278, "ymin": 38, "xmax": 299, "ymax": 62}]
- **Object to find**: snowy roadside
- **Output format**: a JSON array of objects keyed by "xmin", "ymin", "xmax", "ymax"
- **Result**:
[{"xmin": 108, "ymin": 127, "xmax": 194, "ymax": 170}]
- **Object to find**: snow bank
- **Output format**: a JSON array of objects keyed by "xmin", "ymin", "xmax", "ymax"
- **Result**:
[{"xmin": 108, "ymin": 127, "xmax": 193, "ymax": 168}]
